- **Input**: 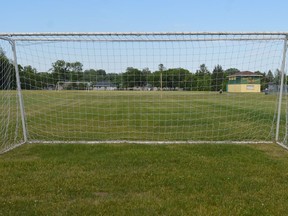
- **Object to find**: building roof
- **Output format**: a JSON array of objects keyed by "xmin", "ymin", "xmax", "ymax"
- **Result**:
[{"xmin": 228, "ymin": 71, "xmax": 262, "ymax": 77}]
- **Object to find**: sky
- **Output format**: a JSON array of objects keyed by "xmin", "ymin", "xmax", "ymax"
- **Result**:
[
  {"xmin": 0, "ymin": 0, "xmax": 287, "ymax": 74},
  {"xmin": 1, "ymin": 0, "xmax": 288, "ymax": 33}
]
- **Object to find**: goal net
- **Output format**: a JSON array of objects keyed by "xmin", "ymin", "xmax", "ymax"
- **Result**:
[
  {"xmin": 0, "ymin": 40, "xmax": 25, "ymax": 153},
  {"xmin": 0, "ymin": 32, "xmax": 287, "ymax": 153}
]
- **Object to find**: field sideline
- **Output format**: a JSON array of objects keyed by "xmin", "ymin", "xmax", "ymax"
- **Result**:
[{"xmin": 1, "ymin": 143, "xmax": 288, "ymax": 215}]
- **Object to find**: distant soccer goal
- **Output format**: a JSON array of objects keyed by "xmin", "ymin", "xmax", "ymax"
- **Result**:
[
  {"xmin": 0, "ymin": 32, "xmax": 287, "ymax": 153},
  {"xmin": 55, "ymin": 81, "xmax": 92, "ymax": 91}
]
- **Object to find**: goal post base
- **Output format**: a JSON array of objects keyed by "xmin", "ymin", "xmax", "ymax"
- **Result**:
[{"xmin": 28, "ymin": 140, "xmax": 273, "ymax": 145}]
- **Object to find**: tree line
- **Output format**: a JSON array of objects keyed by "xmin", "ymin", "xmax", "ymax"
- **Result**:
[{"xmin": 0, "ymin": 48, "xmax": 281, "ymax": 91}]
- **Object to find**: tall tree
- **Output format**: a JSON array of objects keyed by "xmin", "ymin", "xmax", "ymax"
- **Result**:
[
  {"xmin": 51, "ymin": 60, "xmax": 68, "ymax": 82},
  {"xmin": 267, "ymin": 70, "xmax": 274, "ymax": 83},
  {"xmin": 274, "ymin": 69, "xmax": 282, "ymax": 85},
  {"xmin": 50, "ymin": 60, "xmax": 83, "ymax": 83},
  {"xmin": 83, "ymin": 69, "xmax": 106, "ymax": 83},
  {"xmin": 194, "ymin": 64, "xmax": 211, "ymax": 91},
  {"xmin": 20, "ymin": 65, "xmax": 38, "ymax": 89},
  {"xmin": 121, "ymin": 67, "xmax": 146, "ymax": 89},
  {"xmin": 163, "ymin": 68, "xmax": 192, "ymax": 89},
  {"xmin": 225, "ymin": 68, "xmax": 240, "ymax": 76},
  {"xmin": 211, "ymin": 65, "xmax": 225, "ymax": 91},
  {"xmin": 106, "ymin": 73, "xmax": 120, "ymax": 88},
  {"xmin": 255, "ymin": 71, "xmax": 267, "ymax": 90},
  {"xmin": 158, "ymin": 63, "xmax": 165, "ymax": 72},
  {"xmin": 0, "ymin": 47, "xmax": 16, "ymax": 90}
]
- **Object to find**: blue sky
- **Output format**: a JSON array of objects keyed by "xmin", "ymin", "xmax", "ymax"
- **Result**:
[{"xmin": 1, "ymin": 0, "xmax": 287, "ymax": 33}]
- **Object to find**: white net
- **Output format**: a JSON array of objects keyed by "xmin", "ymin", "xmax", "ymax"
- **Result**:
[
  {"xmin": 0, "ymin": 33, "xmax": 287, "ymax": 152},
  {"xmin": 0, "ymin": 40, "xmax": 24, "ymax": 153}
]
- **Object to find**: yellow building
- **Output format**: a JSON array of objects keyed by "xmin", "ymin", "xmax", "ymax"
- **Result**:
[{"xmin": 227, "ymin": 71, "xmax": 262, "ymax": 93}]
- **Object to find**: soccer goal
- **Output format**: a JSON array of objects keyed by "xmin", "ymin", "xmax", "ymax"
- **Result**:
[
  {"xmin": 0, "ymin": 32, "xmax": 287, "ymax": 153},
  {"xmin": 55, "ymin": 81, "xmax": 92, "ymax": 91}
]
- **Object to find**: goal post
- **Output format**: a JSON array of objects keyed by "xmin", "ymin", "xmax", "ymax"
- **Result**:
[
  {"xmin": 0, "ymin": 32, "xmax": 288, "ymax": 153},
  {"xmin": 276, "ymin": 36, "xmax": 288, "ymax": 144},
  {"xmin": 0, "ymin": 38, "xmax": 26, "ymax": 153}
]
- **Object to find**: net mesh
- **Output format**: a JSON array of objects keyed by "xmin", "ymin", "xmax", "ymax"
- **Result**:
[
  {"xmin": 0, "ymin": 40, "xmax": 23, "ymax": 153},
  {"xmin": 0, "ymin": 33, "xmax": 287, "ymax": 152}
]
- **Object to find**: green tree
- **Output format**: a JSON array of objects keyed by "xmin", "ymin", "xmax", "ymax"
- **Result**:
[
  {"xmin": 121, "ymin": 67, "xmax": 146, "ymax": 89},
  {"xmin": 83, "ymin": 69, "xmax": 106, "ymax": 83},
  {"xmin": 267, "ymin": 70, "xmax": 274, "ymax": 83},
  {"xmin": 106, "ymin": 73, "xmax": 120, "ymax": 88},
  {"xmin": 225, "ymin": 68, "xmax": 240, "ymax": 76},
  {"xmin": 194, "ymin": 64, "xmax": 211, "ymax": 91},
  {"xmin": 158, "ymin": 64, "xmax": 165, "ymax": 72},
  {"xmin": 211, "ymin": 65, "xmax": 225, "ymax": 91},
  {"xmin": 274, "ymin": 69, "xmax": 282, "ymax": 86},
  {"xmin": 37, "ymin": 72, "xmax": 54, "ymax": 89},
  {"xmin": 20, "ymin": 65, "xmax": 38, "ymax": 89},
  {"xmin": 163, "ymin": 68, "xmax": 192, "ymax": 89},
  {"xmin": 50, "ymin": 60, "xmax": 83, "ymax": 83},
  {"xmin": 68, "ymin": 61, "xmax": 83, "ymax": 81},
  {"xmin": 255, "ymin": 71, "xmax": 268, "ymax": 90},
  {"xmin": 0, "ymin": 47, "xmax": 16, "ymax": 90},
  {"xmin": 177, "ymin": 68, "xmax": 193, "ymax": 90},
  {"xmin": 149, "ymin": 71, "xmax": 161, "ymax": 88},
  {"xmin": 51, "ymin": 60, "xmax": 67, "ymax": 82}
]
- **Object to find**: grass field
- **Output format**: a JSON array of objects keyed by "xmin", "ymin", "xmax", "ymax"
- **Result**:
[
  {"xmin": 1, "ymin": 91, "xmax": 288, "ymax": 215},
  {"xmin": 19, "ymin": 90, "xmax": 282, "ymax": 143},
  {"xmin": 1, "ymin": 143, "xmax": 288, "ymax": 215},
  {"xmin": 2, "ymin": 90, "xmax": 287, "ymax": 154}
]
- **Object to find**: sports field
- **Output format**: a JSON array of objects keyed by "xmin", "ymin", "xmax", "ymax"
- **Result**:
[
  {"xmin": 1, "ymin": 91, "xmax": 288, "ymax": 215},
  {"xmin": 19, "ymin": 90, "xmax": 282, "ymax": 143},
  {"xmin": 1, "ymin": 143, "xmax": 288, "ymax": 215}
]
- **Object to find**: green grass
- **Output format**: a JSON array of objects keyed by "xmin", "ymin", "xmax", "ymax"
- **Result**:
[
  {"xmin": 19, "ymin": 90, "xmax": 282, "ymax": 142},
  {"xmin": 2, "ymin": 90, "xmax": 288, "ymax": 214},
  {"xmin": 2, "ymin": 90, "xmax": 286, "ymax": 150},
  {"xmin": 1, "ymin": 143, "xmax": 288, "ymax": 215}
]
